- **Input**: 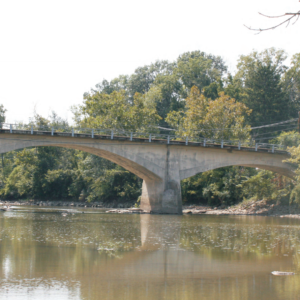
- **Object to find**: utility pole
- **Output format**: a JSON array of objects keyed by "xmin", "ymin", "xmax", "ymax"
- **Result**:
[{"xmin": 298, "ymin": 112, "xmax": 300, "ymax": 133}]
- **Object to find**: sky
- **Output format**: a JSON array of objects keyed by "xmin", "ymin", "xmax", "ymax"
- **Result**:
[{"xmin": 0, "ymin": 0, "xmax": 299, "ymax": 124}]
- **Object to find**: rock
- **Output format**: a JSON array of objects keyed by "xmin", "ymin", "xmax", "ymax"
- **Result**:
[
  {"xmin": 128, "ymin": 208, "xmax": 143, "ymax": 212},
  {"xmin": 106, "ymin": 209, "xmax": 118, "ymax": 213},
  {"xmin": 183, "ymin": 209, "xmax": 192, "ymax": 214},
  {"xmin": 271, "ymin": 271, "xmax": 294, "ymax": 276},
  {"xmin": 194, "ymin": 210, "xmax": 207, "ymax": 214},
  {"xmin": 118, "ymin": 210, "xmax": 131, "ymax": 214}
]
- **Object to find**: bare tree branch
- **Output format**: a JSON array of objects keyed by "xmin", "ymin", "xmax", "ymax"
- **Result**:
[
  {"xmin": 258, "ymin": 12, "xmax": 290, "ymax": 18},
  {"xmin": 244, "ymin": 10, "xmax": 300, "ymax": 33}
]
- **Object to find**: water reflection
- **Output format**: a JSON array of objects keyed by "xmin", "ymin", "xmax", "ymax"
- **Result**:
[{"xmin": 0, "ymin": 208, "xmax": 300, "ymax": 299}]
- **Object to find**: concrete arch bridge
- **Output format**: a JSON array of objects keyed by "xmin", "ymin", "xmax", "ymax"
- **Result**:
[{"xmin": 0, "ymin": 127, "xmax": 295, "ymax": 214}]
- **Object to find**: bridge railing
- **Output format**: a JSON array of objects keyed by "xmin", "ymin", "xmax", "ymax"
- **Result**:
[{"xmin": 0, "ymin": 123, "xmax": 288, "ymax": 153}]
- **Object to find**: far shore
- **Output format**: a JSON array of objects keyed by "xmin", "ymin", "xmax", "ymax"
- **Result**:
[{"xmin": 1, "ymin": 199, "xmax": 300, "ymax": 219}]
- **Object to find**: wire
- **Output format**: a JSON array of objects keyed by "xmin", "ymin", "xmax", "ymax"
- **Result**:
[
  {"xmin": 252, "ymin": 126, "xmax": 298, "ymax": 137},
  {"xmin": 251, "ymin": 118, "xmax": 298, "ymax": 130},
  {"xmin": 253, "ymin": 127, "xmax": 298, "ymax": 138},
  {"xmin": 254, "ymin": 130, "xmax": 300, "ymax": 141}
]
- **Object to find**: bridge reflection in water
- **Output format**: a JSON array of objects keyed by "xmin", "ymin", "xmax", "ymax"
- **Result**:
[{"xmin": 0, "ymin": 211, "xmax": 300, "ymax": 299}]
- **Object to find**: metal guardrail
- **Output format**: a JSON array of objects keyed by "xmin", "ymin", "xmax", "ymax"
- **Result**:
[{"xmin": 0, "ymin": 123, "xmax": 288, "ymax": 153}]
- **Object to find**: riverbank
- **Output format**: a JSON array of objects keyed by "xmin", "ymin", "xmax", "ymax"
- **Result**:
[
  {"xmin": 1, "ymin": 199, "xmax": 300, "ymax": 218},
  {"xmin": 183, "ymin": 199, "xmax": 300, "ymax": 219},
  {"xmin": 0, "ymin": 199, "xmax": 135, "ymax": 209}
]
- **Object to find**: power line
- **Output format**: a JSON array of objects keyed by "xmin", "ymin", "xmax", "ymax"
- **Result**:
[
  {"xmin": 252, "ymin": 126, "xmax": 298, "ymax": 137},
  {"xmin": 254, "ymin": 130, "xmax": 300, "ymax": 141},
  {"xmin": 156, "ymin": 118, "xmax": 298, "ymax": 132},
  {"xmin": 251, "ymin": 118, "xmax": 298, "ymax": 130}
]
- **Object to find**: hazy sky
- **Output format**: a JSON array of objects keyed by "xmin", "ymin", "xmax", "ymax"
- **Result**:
[{"xmin": 0, "ymin": 0, "xmax": 299, "ymax": 124}]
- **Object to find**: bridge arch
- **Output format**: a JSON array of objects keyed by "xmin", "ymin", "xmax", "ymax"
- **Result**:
[
  {"xmin": 0, "ymin": 134, "xmax": 164, "ymax": 182},
  {"xmin": 53, "ymin": 144, "xmax": 162, "ymax": 181},
  {"xmin": 178, "ymin": 147, "xmax": 295, "ymax": 181},
  {"xmin": 179, "ymin": 162, "xmax": 295, "ymax": 180}
]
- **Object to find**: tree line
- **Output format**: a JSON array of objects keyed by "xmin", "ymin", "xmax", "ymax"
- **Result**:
[{"xmin": 1, "ymin": 47, "xmax": 300, "ymax": 206}]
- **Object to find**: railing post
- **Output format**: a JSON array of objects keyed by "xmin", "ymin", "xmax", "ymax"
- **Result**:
[
  {"xmin": 167, "ymin": 135, "xmax": 170, "ymax": 144},
  {"xmin": 51, "ymin": 127, "xmax": 54, "ymax": 136},
  {"xmin": 92, "ymin": 129, "xmax": 94, "ymax": 138},
  {"xmin": 149, "ymin": 134, "xmax": 152, "ymax": 143},
  {"xmin": 10, "ymin": 124, "xmax": 12, "ymax": 133},
  {"xmin": 272, "ymin": 145, "xmax": 275, "ymax": 153},
  {"xmin": 255, "ymin": 143, "xmax": 258, "ymax": 151},
  {"xmin": 185, "ymin": 136, "xmax": 188, "ymax": 145},
  {"xmin": 72, "ymin": 128, "xmax": 74, "ymax": 137},
  {"xmin": 130, "ymin": 132, "xmax": 133, "ymax": 141},
  {"xmin": 203, "ymin": 138, "xmax": 206, "ymax": 147},
  {"xmin": 238, "ymin": 141, "xmax": 241, "ymax": 150},
  {"xmin": 31, "ymin": 125, "xmax": 33, "ymax": 135},
  {"xmin": 221, "ymin": 140, "xmax": 224, "ymax": 148},
  {"xmin": 111, "ymin": 130, "xmax": 114, "ymax": 140}
]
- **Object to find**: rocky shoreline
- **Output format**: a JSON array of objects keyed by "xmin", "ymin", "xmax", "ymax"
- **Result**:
[
  {"xmin": 182, "ymin": 199, "xmax": 300, "ymax": 219},
  {"xmin": 0, "ymin": 199, "xmax": 135, "ymax": 209},
  {"xmin": 1, "ymin": 199, "xmax": 300, "ymax": 218}
]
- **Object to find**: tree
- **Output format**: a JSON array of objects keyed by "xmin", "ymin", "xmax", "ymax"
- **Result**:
[
  {"xmin": 0, "ymin": 104, "xmax": 6, "ymax": 128},
  {"xmin": 182, "ymin": 166, "xmax": 257, "ymax": 206},
  {"xmin": 73, "ymin": 90, "xmax": 161, "ymax": 132},
  {"xmin": 283, "ymin": 53, "xmax": 300, "ymax": 114},
  {"xmin": 284, "ymin": 145, "xmax": 300, "ymax": 204},
  {"xmin": 127, "ymin": 60, "xmax": 174, "ymax": 98},
  {"xmin": 166, "ymin": 86, "xmax": 251, "ymax": 141},
  {"xmin": 238, "ymin": 170, "xmax": 276, "ymax": 201},
  {"xmin": 235, "ymin": 48, "xmax": 290, "ymax": 130},
  {"xmin": 175, "ymin": 51, "xmax": 227, "ymax": 97},
  {"xmin": 144, "ymin": 73, "xmax": 184, "ymax": 126}
]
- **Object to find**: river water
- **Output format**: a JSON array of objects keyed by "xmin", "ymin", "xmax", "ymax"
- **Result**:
[{"xmin": 0, "ymin": 206, "xmax": 300, "ymax": 300}]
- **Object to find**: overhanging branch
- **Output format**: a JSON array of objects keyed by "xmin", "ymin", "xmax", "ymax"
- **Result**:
[{"xmin": 244, "ymin": 11, "xmax": 300, "ymax": 33}]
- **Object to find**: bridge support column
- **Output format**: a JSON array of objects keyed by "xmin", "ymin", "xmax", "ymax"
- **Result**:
[
  {"xmin": 140, "ymin": 147, "xmax": 182, "ymax": 214},
  {"xmin": 140, "ymin": 178, "xmax": 182, "ymax": 214}
]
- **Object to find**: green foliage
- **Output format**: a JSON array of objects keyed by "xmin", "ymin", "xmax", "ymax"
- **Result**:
[
  {"xmin": 175, "ymin": 51, "xmax": 227, "ymax": 95},
  {"xmin": 0, "ymin": 145, "xmax": 142, "ymax": 203},
  {"xmin": 274, "ymin": 131, "xmax": 300, "ymax": 147},
  {"xmin": 237, "ymin": 170, "xmax": 277, "ymax": 201},
  {"xmin": 234, "ymin": 48, "xmax": 291, "ymax": 128},
  {"xmin": 203, "ymin": 167, "xmax": 255, "ymax": 205},
  {"xmin": 86, "ymin": 167, "xmax": 141, "ymax": 203},
  {"xmin": 182, "ymin": 166, "xmax": 257, "ymax": 206},
  {"xmin": 74, "ymin": 90, "xmax": 161, "ymax": 132},
  {"xmin": 283, "ymin": 53, "xmax": 300, "ymax": 114},
  {"xmin": 285, "ymin": 146, "xmax": 300, "ymax": 204},
  {"xmin": 166, "ymin": 86, "xmax": 252, "ymax": 140},
  {"xmin": 0, "ymin": 104, "xmax": 6, "ymax": 126}
]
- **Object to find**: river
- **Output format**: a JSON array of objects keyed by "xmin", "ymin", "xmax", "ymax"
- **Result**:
[{"xmin": 0, "ymin": 206, "xmax": 300, "ymax": 299}]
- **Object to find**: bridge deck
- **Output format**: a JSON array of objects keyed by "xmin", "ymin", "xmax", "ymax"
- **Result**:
[{"xmin": 0, "ymin": 128, "xmax": 289, "ymax": 155}]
